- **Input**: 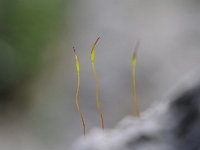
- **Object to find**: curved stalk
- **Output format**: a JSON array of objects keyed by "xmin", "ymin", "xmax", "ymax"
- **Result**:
[
  {"xmin": 91, "ymin": 37, "xmax": 105, "ymax": 129},
  {"xmin": 73, "ymin": 47, "xmax": 86, "ymax": 135}
]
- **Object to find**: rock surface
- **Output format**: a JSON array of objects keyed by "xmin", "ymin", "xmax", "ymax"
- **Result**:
[{"xmin": 72, "ymin": 71, "xmax": 200, "ymax": 150}]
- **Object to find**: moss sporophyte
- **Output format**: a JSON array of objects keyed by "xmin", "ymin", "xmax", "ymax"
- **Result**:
[
  {"xmin": 73, "ymin": 47, "xmax": 86, "ymax": 136},
  {"xmin": 73, "ymin": 38, "xmax": 140, "ymax": 135}
]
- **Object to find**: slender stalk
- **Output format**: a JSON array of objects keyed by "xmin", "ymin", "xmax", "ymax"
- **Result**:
[
  {"xmin": 91, "ymin": 37, "xmax": 105, "ymax": 129},
  {"xmin": 73, "ymin": 47, "xmax": 86, "ymax": 135},
  {"xmin": 132, "ymin": 41, "xmax": 140, "ymax": 117}
]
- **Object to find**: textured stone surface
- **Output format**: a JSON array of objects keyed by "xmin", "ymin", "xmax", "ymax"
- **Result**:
[{"xmin": 72, "ymin": 71, "xmax": 200, "ymax": 150}]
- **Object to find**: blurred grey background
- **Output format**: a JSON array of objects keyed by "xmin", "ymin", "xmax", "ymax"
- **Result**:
[{"xmin": 0, "ymin": 0, "xmax": 200, "ymax": 150}]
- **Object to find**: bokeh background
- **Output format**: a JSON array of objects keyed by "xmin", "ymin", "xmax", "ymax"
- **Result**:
[{"xmin": 0, "ymin": 0, "xmax": 200, "ymax": 149}]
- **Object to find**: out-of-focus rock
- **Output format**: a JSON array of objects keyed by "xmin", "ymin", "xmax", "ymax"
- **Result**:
[{"xmin": 73, "ymin": 70, "xmax": 200, "ymax": 150}]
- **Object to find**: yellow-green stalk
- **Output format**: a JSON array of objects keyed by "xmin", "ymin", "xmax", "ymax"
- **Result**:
[
  {"xmin": 91, "ymin": 37, "xmax": 105, "ymax": 129},
  {"xmin": 73, "ymin": 47, "xmax": 86, "ymax": 135},
  {"xmin": 132, "ymin": 42, "xmax": 140, "ymax": 117}
]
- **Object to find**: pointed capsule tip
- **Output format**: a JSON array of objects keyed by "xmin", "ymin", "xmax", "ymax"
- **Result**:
[
  {"xmin": 91, "ymin": 37, "xmax": 101, "ymax": 62},
  {"xmin": 133, "ymin": 41, "xmax": 140, "ymax": 55},
  {"xmin": 94, "ymin": 37, "xmax": 100, "ymax": 48},
  {"xmin": 73, "ymin": 47, "xmax": 76, "ymax": 53}
]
